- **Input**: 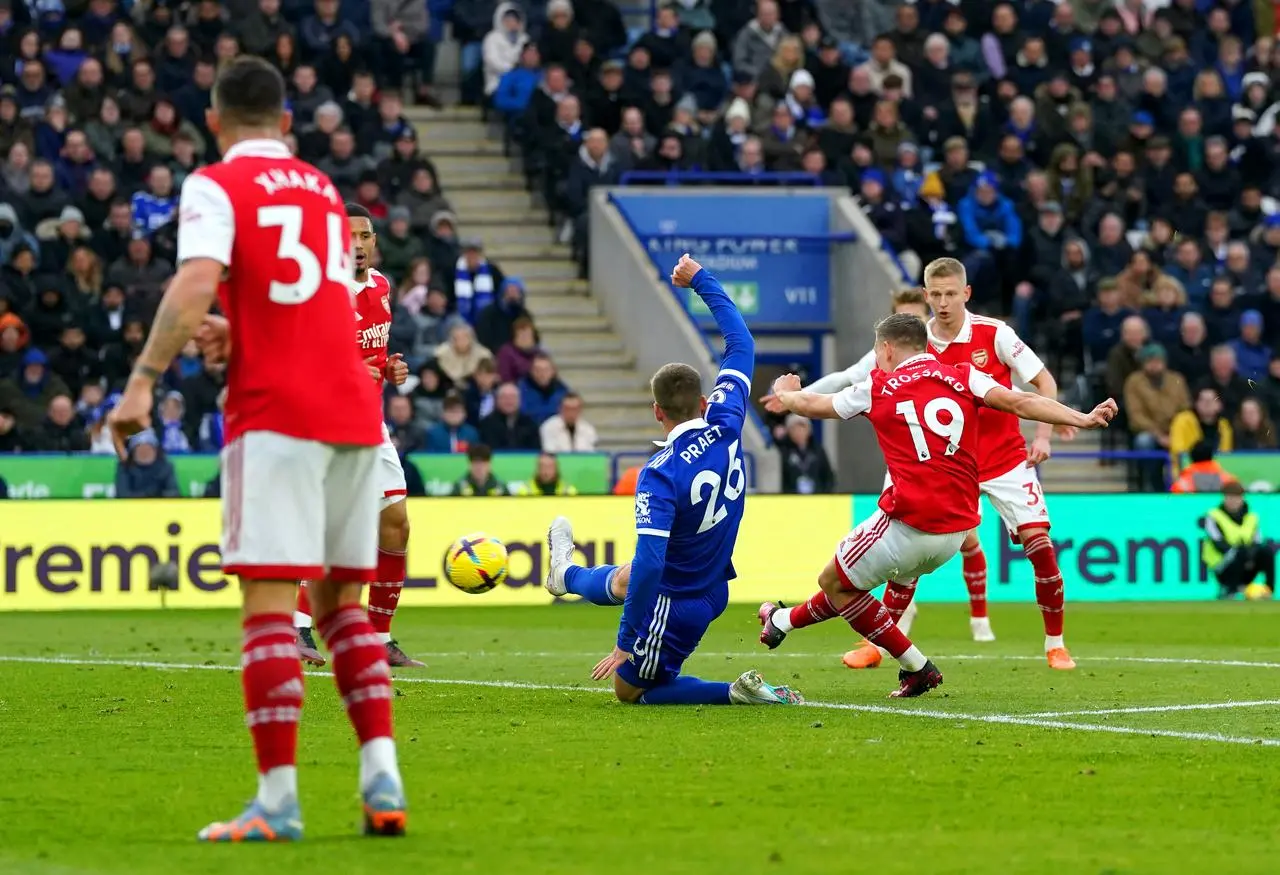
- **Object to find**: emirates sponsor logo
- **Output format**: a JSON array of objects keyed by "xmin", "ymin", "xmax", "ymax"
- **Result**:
[
  {"xmin": 359, "ymin": 321, "xmax": 390, "ymax": 349},
  {"xmin": 971, "ymin": 349, "xmax": 989, "ymax": 368}
]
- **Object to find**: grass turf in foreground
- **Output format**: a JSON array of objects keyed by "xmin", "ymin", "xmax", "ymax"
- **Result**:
[{"xmin": 0, "ymin": 602, "xmax": 1277, "ymax": 875}]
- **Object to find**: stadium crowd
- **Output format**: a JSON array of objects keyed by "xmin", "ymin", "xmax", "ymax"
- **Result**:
[
  {"xmin": 0, "ymin": 0, "xmax": 606, "ymax": 496},
  {"xmin": 1, "ymin": 0, "xmax": 1279, "ymax": 494}
]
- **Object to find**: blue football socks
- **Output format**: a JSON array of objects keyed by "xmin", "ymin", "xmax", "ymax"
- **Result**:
[
  {"xmin": 564, "ymin": 565, "xmax": 623, "ymax": 606},
  {"xmin": 638, "ymin": 676, "xmax": 732, "ymax": 705}
]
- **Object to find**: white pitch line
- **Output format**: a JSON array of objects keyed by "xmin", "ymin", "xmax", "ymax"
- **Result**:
[
  {"xmin": 4, "ymin": 655, "xmax": 1279, "ymax": 748},
  {"xmin": 1021, "ymin": 699, "xmax": 1280, "ymax": 719},
  {"xmin": 33, "ymin": 651, "xmax": 1280, "ymax": 669}
]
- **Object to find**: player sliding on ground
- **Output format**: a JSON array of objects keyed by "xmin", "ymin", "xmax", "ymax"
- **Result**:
[
  {"xmin": 109, "ymin": 57, "xmax": 407, "ymax": 842},
  {"xmin": 543, "ymin": 254, "xmax": 802, "ymax": 706},
  {"xmin": 854, "ymin": 257, "xmax": 1079, "ymax": 671},
  {"xmin": 760, "ymin": 313, "xmax": 1117, "ymax": 697},
  {"xmin": 295, "ymin": 203, "xmax": 423, "ymax": 670}
]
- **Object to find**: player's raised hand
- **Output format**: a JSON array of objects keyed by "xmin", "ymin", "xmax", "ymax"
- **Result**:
[
  {"xmin": 670, "ymin": 253, "xmax": 703, "ymax": 288},
  {"xmin": 385, "ymin": 353, "xmax": 409, "ymax": 386},
  {"xmin": 760, "ymin": 393, "xmax": 785, "ymax": 414},
  {"xmin": 195, "ymin": 314, "xmax": 230, "ymax": 364},
  {"xmin": 364, "ymin": 354, "xmax": 382, "ymax": 382},
  {"xmin": 1082, "ymin": 398, "xmax": 1119, "ymax": 429},
  {"xmin": 107, "ymin": 387, "xmax": 153, "ymax": 461},
  {"xmin": 590, "ymin": 646, "xmax": 632, "ymax": 681},
  {"xmin": 771, "ymin": 374, "xmax": 802, "ymax": 397}
]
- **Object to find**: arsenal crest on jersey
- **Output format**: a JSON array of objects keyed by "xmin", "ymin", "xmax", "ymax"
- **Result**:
[
  {"xmin": 382, "ymin": 294, "xmax": 391, "ymax": 314},
  {"xmin": 971, "ymin": 349, "xmax": 989, "ymax": 367}
]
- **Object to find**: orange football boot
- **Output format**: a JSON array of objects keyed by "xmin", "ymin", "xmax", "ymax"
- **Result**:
[
  {"xmin": 842, "ymin": 642, "xmax": 883, "ymax": 669},
  {"xmin": 1046, "ymin": 647, "xmax": 1077, "ymax": 670}
]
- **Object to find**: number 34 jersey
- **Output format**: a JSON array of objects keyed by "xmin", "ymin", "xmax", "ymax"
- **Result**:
[
  {"xmin": 176, "ymin": 139, "xmax": 381, "ymax": 448},
  {"xmin": 833, "ymin": 353, "xmax": 1000, "ymax": 535}
]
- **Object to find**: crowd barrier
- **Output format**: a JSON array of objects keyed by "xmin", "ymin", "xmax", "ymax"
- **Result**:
[{"xmin": 2, "ymin": 494, "xmax": 1272, "ymax": 611}]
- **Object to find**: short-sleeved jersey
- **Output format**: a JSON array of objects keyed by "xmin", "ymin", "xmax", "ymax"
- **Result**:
[
  {"xmin": 352, "ymin": 267, "xmax": 393, "ymax": 387},
  {"xmin": 927, "ymin": 312, "xmax": 1045, "ymax": 482},
  {"xmin": 833, "ymin": 353, "xmax": 999, "ymax": 534},
  {"xmin": 632, "ymin": 365, "xmax": 751, "ymax": 596},
  {"xmin": 177, "ymin": 139, "xmax": 381, "ymax": 447}
]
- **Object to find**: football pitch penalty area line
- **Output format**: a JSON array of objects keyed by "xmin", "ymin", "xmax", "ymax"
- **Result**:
[
  {"xmin": 4, "ymin": 655, "xmax": 1280, "ymax": 749},
  {"xmin": 1020, "ymin": 699, "xmax": 1280, "ymax": 718}
]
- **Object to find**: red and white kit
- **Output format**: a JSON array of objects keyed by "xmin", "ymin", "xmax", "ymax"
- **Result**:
[
  {"xmin": 830, "ymin": 353, "xmax": 1000, "ymax": 591},
  {"xmin": 177, "ymin": 139, "xmax": 383, "ymax": 581},
  {"xmin": 352, "ymin": 267, "xmax": 408, "ymax": 509},
  {"xmin": 927, "ymin": 312, "xmax": 1050, "ymax": 536}
]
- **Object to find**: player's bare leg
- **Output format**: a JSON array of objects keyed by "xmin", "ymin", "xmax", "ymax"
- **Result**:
[
  {"xmin": 546, "ymin": 515, "xmax": 629, "ymax": 604},
  {"xmin": 309, "ymin": 577, "xmax": 409, "ymax": 836},
  {"xmin": 961, "ymin": 531, "xmax": 996, "ymax": 642},
  {"xmin": 368, "ymin": 499, "xmax": 424, "ymax": 668},
  {"xmin": 1020, "ymin": 524, "xmax": 1075, "ymax": 669},
  {"xmin": 293, "ymin": 582, "xmax": 326, "ymax": 667},
  {"xmin": 841, "ymin": 578, "xmax": 919, "ymax": 669},
  {"xmin": 198, "ymin": 580, "xmax": 305, "ymax": 842}
]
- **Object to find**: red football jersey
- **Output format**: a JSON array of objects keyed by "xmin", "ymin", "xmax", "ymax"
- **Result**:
[
  {"xmin": 176, "ymin": 139, "xmax": 382, "ymax": 447},
  {"xmin": 833, "ymin": 353, "xmax": 1000, "ymax": 534},
  {"xmin": 926, "ymin": 313, "xmax": 1046, "ymax": 482},
  {"xmin": 352, "ymin": 267, "xmax": 392, "ymax": 388}
]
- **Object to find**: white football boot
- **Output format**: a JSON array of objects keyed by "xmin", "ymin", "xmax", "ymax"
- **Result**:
[{"xmin": 544, "ymin": 516, "xmax": 575, "ymax": 596}]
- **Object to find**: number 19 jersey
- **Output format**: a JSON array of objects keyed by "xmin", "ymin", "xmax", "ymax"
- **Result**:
[
  {"xmin": 833, "ymin": 353, "xmax": 999, "ymax": 534},
  {"xmin": 176, "ymin": 139, "xmax": 382, "ymax": 448}
]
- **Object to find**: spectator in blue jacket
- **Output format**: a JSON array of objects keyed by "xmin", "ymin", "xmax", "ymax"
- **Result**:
[
  {"xmin": 299, "ymin": 0, "xmax": 362, "ymax": 60},
  {"xmin": 1165, "ymin": 237, "xmax": 1215, "ymax": 309},
  {"xmin": 1230, "ymin": 310, "xmax": 1272, "ymax": 383},
  {"xmin": 519, "ymin": 353, "xmax": 569, "ymax": 425},
  {"xmin": 492, "ymin": 43, "xmax": 542, "ymax": 124},
  {"xmin": 130, "ymin": 165, "xmax": 176, "ymax": 235},
  {"xmin": 115, "ymin": 429, "xmax": 181, "ymax": 498},
  {"xmin": 958, "ymin": 171, "xmax": 1023, "ymax": 310},
  {"xmin": 425, "ymin": 392, "xmax": 481, "ymax": 453},
  {"xmin": 1082, "ymin": 279, "xmax": 1135, "ymax": 366}
]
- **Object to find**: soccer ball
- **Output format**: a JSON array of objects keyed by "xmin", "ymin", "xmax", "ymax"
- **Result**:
[
  {"xmin": 1244, "ymin": 582, "xmax": 1273, "ymax": 601},
  {"xmin": 445, "ymin": 533, "xmax": 509, "ymax": 594}
]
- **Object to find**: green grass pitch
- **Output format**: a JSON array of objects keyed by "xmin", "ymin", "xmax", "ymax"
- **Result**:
[{"xmin": 1, "ymin": 602, "xmax": 1278, "ymax": 875}]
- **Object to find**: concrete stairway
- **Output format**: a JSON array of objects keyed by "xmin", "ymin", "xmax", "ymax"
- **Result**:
[
  {"xmin": 406, "ymin": 106, "xmax": 658, "ymax": 452},
  {"xmin": 1023, "ymin": 420, "xmax": 1130, "ymax": 493}
]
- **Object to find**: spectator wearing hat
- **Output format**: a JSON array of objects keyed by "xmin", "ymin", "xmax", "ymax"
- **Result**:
[
  {"xmin": 857, "ymin": 168, "xmax": 906, "ymax": 253},
  {"xmin": 1230, "ymin": 310, "xmax": 1273, "ymax": 384},
  {"xmin": 482, "ymin": 3, "xmax": 528, "ymax": 99},
  {"xmin": 539, "ymin": 0, "xmax": 582, "ymax": 68},
  {"xmin": 733, "ymin": 0, "xmax": 789, "ymax": 80},
  {"xmin": 38, "ymin": 205, "xmax": 90, "ymax": 274},
  {"xmin": 809, "ymin": 36, "xmax": 851, "ymax": 111},
  {"xmin": 378, "ymin": 207, "xmax": 426, "ymax": 283},
  {"xmin": 0, "ymin": 347, "xmax": 71, "ymax": 430},
  {"xmin": 410, "ymin": 359, "xmax": 453, "ymax": 430},
  {"xmin": 156, "ymin": 389, "xmax": 191, "ymax": 454},
  {"xmin": 0, "ymin": 203, "xmax": 39, "ymax": 267},
  {"xmin": 454, "ymin": 237, "xmax": 505, "ymax": 324},
  {"xmin": 115, "ymin": 429, "xmax": 180, "ymax": 498},
  {"xmin": 47, "ymin": 324, "xmax": 98, "ymax": 398},
  {"xmin": 1124, "ymin": 342, "xmax": 1191, "ymax": 490},
  {"xmin": 0, "ymin": 308, "xmax": 29, "ymax": 380},
  {"xmin": 783, "ymin": 69, "xmax": 826, "ymax": 130},
  {"xmin": 905, "ymin": 171, "xmax": 961, "ymax": 264},
  {"xmin": 27, "ymin": 281, "xmax": 78, "ymax": 350},
  {"xmin": 585, "ymin": 60, "xmax": 627, "ymax": 136},
  {"xmin": 958, "ymin": 170, "xmax": 1022, "ymax": 310},
  {"xmin": 1199, "ymin": 480, "xmax": 1274, "ymax": 596}
]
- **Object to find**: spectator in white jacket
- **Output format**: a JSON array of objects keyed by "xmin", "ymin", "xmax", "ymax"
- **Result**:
[
  {"xmin": 539, "ymin": 392, "xmax": 598, "ymax": 451},
  {"xmin": 483, "ymin": 2, "xmax": 528, "ymax": 97}
]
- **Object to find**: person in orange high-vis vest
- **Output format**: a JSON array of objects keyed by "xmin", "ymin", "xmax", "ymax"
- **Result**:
[{"xmin": 1171, "ymin": 441, "xmax": 1240, "ymax": 493}]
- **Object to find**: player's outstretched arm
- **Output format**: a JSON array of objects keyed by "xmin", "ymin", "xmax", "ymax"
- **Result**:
[
  {"xmin": 671, "ymin": 254, "xmax": 756, "ymax": 382},
  {"xmin": 984, "ymin": 386, "xmax": 1118, "ymax": 430}
]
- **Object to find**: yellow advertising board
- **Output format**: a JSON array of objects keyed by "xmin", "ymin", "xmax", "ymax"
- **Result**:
[{"xmin": 0, "ymin": 496, "xmax": 853, "ymax": 611}]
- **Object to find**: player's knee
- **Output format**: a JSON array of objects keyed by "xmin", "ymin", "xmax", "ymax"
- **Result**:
[
  {"xmin": 961, "ymin": 529, "xmax": 980, "ymax": 552},
  {"xmin": 241, "ymin": 580, "xmax": 299, "ymax": 618},
  {"xmin": 309, "ymin": 580, "xmax": 362, "ymax": 619},
  {"xmin": 613, "ymin": 675, "xmax": 644, "ymax": 703},
  {"xmin": 611, "ymin": 563, "xmax": 631, "ymax": 600},
  {"xmin": 817, "ymin": 562, "xmax": 844, "ymax": 597}
]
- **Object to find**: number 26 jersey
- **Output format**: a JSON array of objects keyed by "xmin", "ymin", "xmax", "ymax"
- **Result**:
[
  {"xmin": 833, "ymin": 353, "xmax": 1000, "ymax": 535},
  {"xmin": 176, "ymin": 139, "xmax": 382, "ymax": 448}
]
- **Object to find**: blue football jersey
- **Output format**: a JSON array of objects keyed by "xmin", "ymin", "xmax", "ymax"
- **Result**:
[{"xmin": 634, "ymin": 365, "xmax": 751, "ymax": 596}]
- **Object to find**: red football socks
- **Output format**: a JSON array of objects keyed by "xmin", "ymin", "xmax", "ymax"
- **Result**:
[
  {"xmin": 241, "ymin": 613, "xmax": 304, "ymax": 773},
  {"xmin": 1023, "ymin": 531, "xmax": 1065, "ymax": 637},
  {"xmin": 295, "ymin": 583, "xmax": 312, "ymax": 622},
  {"xmin": 837, "ymin": 591, "xmax": 913, "ymax": 658},
  {"xmin": 883, "ymin": 578, "xmax": 917, "ymax": 622},
  {"xmin": 962, "ymin": 543, "xmax": 989, "ymax": 619},
  {"xmin": 317, "ymin": 606, "xmax": 395, "ymax": 744},
  {"xmin": 787, "ymin": 591, "xmax": 837, "ymax": 629},
  {"xmin": 367, "ymin": 549, "xmax": 407, "ymax": 636}
]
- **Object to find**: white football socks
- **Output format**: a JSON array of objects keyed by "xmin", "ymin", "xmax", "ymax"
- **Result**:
[
  {"xmin": 1045, "ymin": 635, "xmax": 1065, "ymax": 653},
  {"xmin": 359, "ymin": 737, "xmax": 402, "ymax": 793},
  {"xmin": 257, "ymin": 766, "xmax": 298, "ymax": 813},
  {"xmin": 293, "ymin": 612, "xmax": 312, "ymax": 629},
  {"xmin": 771, "ymin": 609, "xmax": 794, "ymax": 633},
  {"xmin": 897, "ymin": 646, "xmax": 928, "ymax": 672},
  {"xmin": 377, "ymin": 632, "xmax": 393, "ymax": 644}
]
